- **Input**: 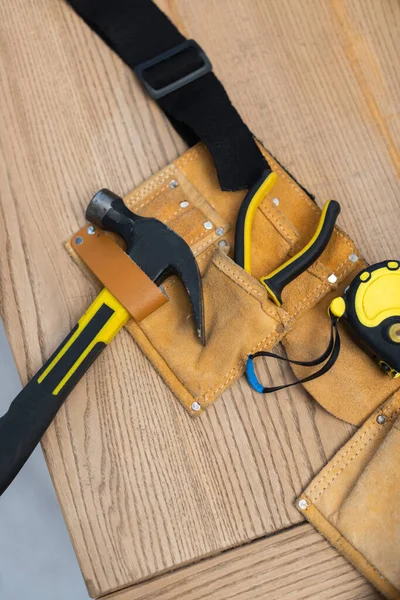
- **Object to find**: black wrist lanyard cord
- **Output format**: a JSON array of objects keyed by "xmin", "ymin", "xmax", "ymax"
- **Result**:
[{"xmin": 246, "ymin": 315, "xmax": 341, "ymax": 393}]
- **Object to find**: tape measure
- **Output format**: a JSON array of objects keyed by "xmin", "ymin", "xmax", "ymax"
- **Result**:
[{"xmin": 330, "ymin": 260, "xmax": 400, "ymax": 378}]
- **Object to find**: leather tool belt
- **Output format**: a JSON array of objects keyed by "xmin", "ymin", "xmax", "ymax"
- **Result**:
[{"xmin": 68, "ymin": 143, "xmax": 400, "ymax": 424}]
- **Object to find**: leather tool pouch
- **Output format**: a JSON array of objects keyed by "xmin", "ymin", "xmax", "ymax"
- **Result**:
[
  {"xmin": 297, "ymin": 390, "xmax": 400, "ymax": 599},
  {"xmin": 67, "ymin": 142, "xmax": 400, "ymax": 420}
]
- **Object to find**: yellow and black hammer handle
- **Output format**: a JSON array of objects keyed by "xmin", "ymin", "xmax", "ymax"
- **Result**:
[{"xmin": 0, "ymin": 289, "xmax": 129, "ymax": 495}]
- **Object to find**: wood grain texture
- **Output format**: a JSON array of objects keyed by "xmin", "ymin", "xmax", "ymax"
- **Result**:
[
  {"xmin": 0, "ymin": 0, "xmax": 398, "ymax": 597},
  {"xmin": 102, "ymin": 524, "xmax": 381, "ymax": 600}
]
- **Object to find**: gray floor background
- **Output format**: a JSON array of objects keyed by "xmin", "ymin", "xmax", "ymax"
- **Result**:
[{"xmin": 0, "ymin": 321, "xmax": 89, "ymax": 600}]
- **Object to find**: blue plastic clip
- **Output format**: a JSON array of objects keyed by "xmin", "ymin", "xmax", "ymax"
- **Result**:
[{"xmin": 245, "ymin": 356, "xmax": 265, "ymax": 393}]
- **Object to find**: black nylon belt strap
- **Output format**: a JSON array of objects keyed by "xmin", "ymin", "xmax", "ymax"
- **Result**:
[{"xmin": 66, "ymin": 0, "xmax": 269, "ymax": 191}]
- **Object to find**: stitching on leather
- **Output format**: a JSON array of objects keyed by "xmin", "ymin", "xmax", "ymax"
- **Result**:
[
  {"xmin": 360, "ymin": 558, "xmax": 395, "ymax": 585},
  {"xmin": 285, "ymin": 258, "xmax": 355, "ymax": 325},
  {"xmin": 311, "ymin": 430, "xmax": 381, "ymax": 501},
  {"xmin": 215, "ymin": 261, "xmax": 266, "ymax": 298},
  {"xmin": 308, "ymin": 392, "xmax": 400, "ymax": 500},
  {"xmin": 177, "ymin": 146, "xmax": 203, "ymax": 166},
  {"xmin": 212, "ymin": 255, "xmax": 281, "ymax": 319},
  {"xmin": 199, "ymin": 329, "xmax": 281, "ymax": 403},
  {"xmin": 310, "ymin": 261, "xmax": 331, "ymax": 279},
  {"xmin": 125, "ymin": 145, "xmax": 205, "ymax": 212},
  {"xmin": 197, "ymin": 245, "xmax": 217, "ymax": 265},
  {"xmin": 175, "ymin": 144, "xmax": 206, "ymax": 168},
  {"xmin": 261, "ymin": 205, "xmax": 298, "ymax": 243},
  {"xmin": 188, "ymin": 229, "xmax": 209, "ymax": 247},
  {"xmin": 284, "ymin": 281, "xmax": 325, "ymax": 325},
  {"xmin": 163, "ymin": 202, "xmax": 213, "ymax": 231},
  {"xmin": 134, "ymin": 181, "xmax": 171, "ymax": 211},
  {"xmin": 129, "ymin": 170, "xmax": 172, "ymax": 202},
  {"xmin": 212, "ymin": 256, "xmax": 263, "ymax": 296},
  {"xmin": 163, "ymin": 205, "xmax": 183, "ymax": 225},
  {"xmin": 308, "ymin": 427, "xmax": 379, "ymax": 496},
  {"xmin": 125, "ymin": 166, "xmax": 175, "ymax": 207},
  {"xmin": 305, "ymin": 502, "xmax": 395, "ymax": 587},
  {"xmin": 194, "ymin": 234, "xmax": 219, "ymax": 255},
  {"xmin": 268, "ymin": 156, "xmax": 320, "ymax": 215},
  {"xmin": 267, "ymin": 155, "xmax": 356, "ymax": 256}
]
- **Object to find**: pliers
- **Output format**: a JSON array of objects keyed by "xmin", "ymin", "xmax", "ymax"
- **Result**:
[{"xmin": 234, "ymin": 169, "xmax": 341, "ymax": 305}]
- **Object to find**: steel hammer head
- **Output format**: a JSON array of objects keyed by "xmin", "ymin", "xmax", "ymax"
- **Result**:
[{"xmin": 86, "ymin": 189, "xmax": 205, "ymax": 345}]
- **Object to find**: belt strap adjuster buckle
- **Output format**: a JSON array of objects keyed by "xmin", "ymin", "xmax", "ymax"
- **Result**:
[{"xmin": 134, "ymin": 40, "xmax": 212, "ymax": 100}]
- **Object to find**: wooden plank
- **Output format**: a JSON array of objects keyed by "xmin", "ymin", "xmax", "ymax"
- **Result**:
[
  {"xmin": 102, "ymin": 524, "xmax": 381, "ymax": 600},
  {"xmin": 0, "ymin": 0, "xmax": 398, "ymax": 597}
]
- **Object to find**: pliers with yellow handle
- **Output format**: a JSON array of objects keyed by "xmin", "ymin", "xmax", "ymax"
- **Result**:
[{"xmin": 234, "ymin": 169, "xmax": 341, "ymax": 305}]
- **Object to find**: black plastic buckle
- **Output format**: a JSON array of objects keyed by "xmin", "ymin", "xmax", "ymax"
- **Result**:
[{"xmin": 134, "ymin": 40, "xmax": 212, "ymax": 100}]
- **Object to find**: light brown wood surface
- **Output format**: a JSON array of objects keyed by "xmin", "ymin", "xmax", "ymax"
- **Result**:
[
  {"xmin": 102, "ymin": 524, "xmax": 380, "ymax": 600},
  {"xmin": 0, "ymin": 0, "xmax": 398, "ymax": 598}
]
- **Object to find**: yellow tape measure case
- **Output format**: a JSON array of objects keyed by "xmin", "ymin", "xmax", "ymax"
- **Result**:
[{"xmin": 331, "ymin": 261, "xmax": 400, "ymax": 377}]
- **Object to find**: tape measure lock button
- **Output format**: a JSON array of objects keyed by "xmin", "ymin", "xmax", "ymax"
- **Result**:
[
  {"xmin": 329, "ymin": 297, "xmax": 346, "ymax": 319},
  {"xmin": 387, "ymin": 261, "xmax": 399, "ymax": 270},
  {"xmin": 388, "ymin": 322, "xmax": 400, "ymax": 343},
  {"xmin": 359, "ymin": 271, "xmax": 370, "ymax": 282}
]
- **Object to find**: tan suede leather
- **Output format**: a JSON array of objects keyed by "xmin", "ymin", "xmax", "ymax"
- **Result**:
[
  {"xmin": 297, "ymin": 390, "xmax": 400, "ymax": 599},
  {"xmin": 67, "ymin": 142, "xmax": 400, "ymax": 417}
]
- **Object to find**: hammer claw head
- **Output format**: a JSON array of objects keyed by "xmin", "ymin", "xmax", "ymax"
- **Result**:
[
  {"xmin": 87, "ymin": 189, "xmax": 205, "ymax": 344},
  {"xmin": 164, "ymin": 238, "xmax": 206, "ymax": 346}
]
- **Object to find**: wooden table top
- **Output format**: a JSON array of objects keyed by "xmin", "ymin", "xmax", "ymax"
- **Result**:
[{"xmin": 0, "ymin": 0, "xmax": 398, "ymax": 598}]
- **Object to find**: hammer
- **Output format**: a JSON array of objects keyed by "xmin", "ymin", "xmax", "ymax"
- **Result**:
[{"xmin": 0, "ymin": 190, "xmax": 205, "ymax": 496}]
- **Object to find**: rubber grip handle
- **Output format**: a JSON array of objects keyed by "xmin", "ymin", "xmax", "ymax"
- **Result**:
[
  {"xmin": 0, "ymin": 289, "xmax": 129, "ymax": 496},
  {"xmin": 260, "ymin": 200, "xmax": 341, "ymax": 306},
  {"xmin": 0, "ymin": 342, "xmax": 105, "ymax": 496},
  {"xmin": 234, "ymin": 170, "xmax": 277, "ymax": 272}
]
